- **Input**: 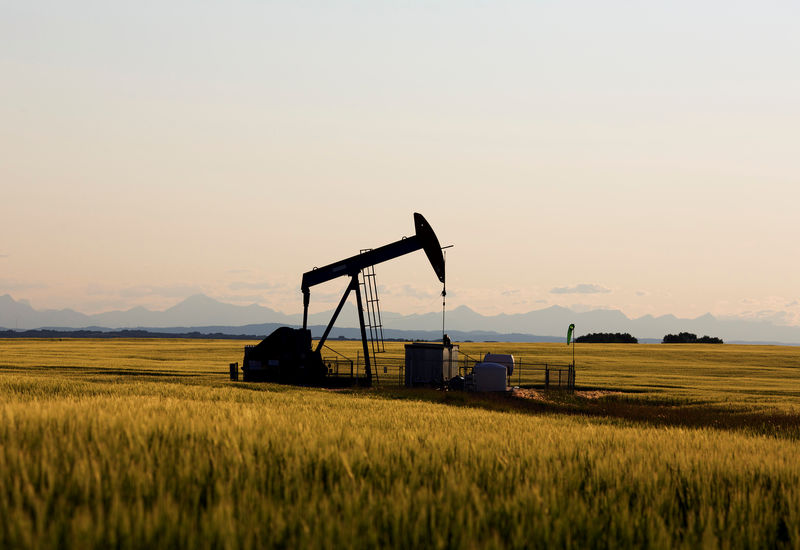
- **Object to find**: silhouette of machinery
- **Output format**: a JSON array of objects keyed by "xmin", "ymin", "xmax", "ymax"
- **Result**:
[{"xmin": 242, "ymin": 213, "xmax": 446, "ymax": 385}]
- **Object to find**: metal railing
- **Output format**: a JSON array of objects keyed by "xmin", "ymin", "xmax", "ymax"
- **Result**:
[
  {"xmin": 321, "ymin": 344, "xmax": 356, "ymax": 381},
  {"xmin": 324, "ymin": 352, "xmax": 576, "ymax": 390}
]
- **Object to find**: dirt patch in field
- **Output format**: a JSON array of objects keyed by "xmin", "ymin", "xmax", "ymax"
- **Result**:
[
  {"xmin": 575, "ymin": 389, "xmax": 623, "ymax": 399},
  {"xmin": 512, "ymin": 388, "xmax": 621, "ymax": 402}
]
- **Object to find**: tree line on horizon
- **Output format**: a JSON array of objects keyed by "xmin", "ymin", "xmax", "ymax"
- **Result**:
[
  {"xmin": 575, "ymin": 332, "xmax": 638, "ymax": 344},
  {"xmin": 574, "ymin": 332, "xmax": 724, "ymax": 344},
  {"xmin": 662, "ymin": 332, "xmax": 724, "ymax": 344}
]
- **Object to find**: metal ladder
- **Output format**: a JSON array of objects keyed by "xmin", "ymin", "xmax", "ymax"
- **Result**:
[{"xmin": 359, "ymin": 250, "xmax": 386, "ymax": 377}]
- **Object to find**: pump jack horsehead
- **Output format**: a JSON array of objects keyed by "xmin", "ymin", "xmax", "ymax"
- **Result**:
[{"xmin": 241, "ymin": 213, "xmax": 447, "ymax": 386}]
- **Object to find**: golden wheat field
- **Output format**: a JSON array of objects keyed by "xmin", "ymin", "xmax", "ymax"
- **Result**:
[{"xmin": 1, "ymin": 338, "xmax": 799, "ymax": 549}]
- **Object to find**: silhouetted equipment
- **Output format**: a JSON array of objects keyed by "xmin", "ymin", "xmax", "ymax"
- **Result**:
[
  {"xmin": 403, "ymin": 342, "xmax": 459, "ymax": 387},
  {"xmin": 242, "ymin": 213, "xmax": 446, "ymax": 386},
  {"xmin": 448, "ymin": 375, "xmax": 466, "ymax": 391},
  {"xmin": 359, "ymin": 252, "xmax": 386, "ymax": 361},
  {"xmin": 483, "ymin": 353, "xmax": 514, "ymax": 377},
  {"xmin": 473, "ymin": 362, "xmax": 508, "ymax": 391},
  {"xmin": 242, "ymin": 326, "xmax": 327, "ymax": 383}
]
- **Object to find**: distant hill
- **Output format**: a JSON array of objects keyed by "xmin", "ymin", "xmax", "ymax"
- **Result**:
[
  {"xmin": 0, "ymin": 294, "xmax": 298, "ymax": 329},
  {"xmin": 3, "ymin": 293, "xmax": 800, "ymax": 344},
  {"xmin": 0, "ymin": 325, "xmax": 559, "ymax": 343}
]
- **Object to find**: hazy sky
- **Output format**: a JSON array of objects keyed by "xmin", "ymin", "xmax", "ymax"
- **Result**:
[{"xmin": 2, "ymin": 1, "xmax": 799, "ymax": 325}]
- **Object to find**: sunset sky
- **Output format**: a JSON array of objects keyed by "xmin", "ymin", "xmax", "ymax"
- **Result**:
[{"xmin": 2, "ymin": 1, "xmax": 799, "ymax": 325}]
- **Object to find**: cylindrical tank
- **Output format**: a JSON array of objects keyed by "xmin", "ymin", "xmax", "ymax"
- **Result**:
[
  {"xmin": 474, "ymin": 362, "xmax": 507, "ymax": 391},
  {"xmin": 483, "ymin": 353, "xmax": 514, "ymax": 376}
]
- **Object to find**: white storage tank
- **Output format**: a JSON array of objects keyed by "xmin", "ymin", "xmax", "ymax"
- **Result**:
[
  {"xmin": 474, "ymin": 362, "xmax": 508, "ymax": 392},
  {"xmin": 483, "ymin": 353, "xmax": 514, "ymax": 377}
]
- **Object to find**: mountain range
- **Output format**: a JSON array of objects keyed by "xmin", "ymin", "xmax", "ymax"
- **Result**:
[{"xmin": 2, "ymin": 293, "xmax": 800, "ymax": 344}]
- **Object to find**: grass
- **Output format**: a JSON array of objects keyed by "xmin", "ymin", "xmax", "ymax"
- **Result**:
[
  {"xmin": 1, "ymin": 339, "xmax": 799, "ymax": 548},
  {"xmin": 325, "ymin": 340, "xmax": 800, "ymax": 411}
]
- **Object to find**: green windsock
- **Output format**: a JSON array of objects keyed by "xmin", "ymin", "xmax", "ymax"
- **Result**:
[{"xmin": 567, "ymin": 323, "xmax": 575, "ymax": 346}]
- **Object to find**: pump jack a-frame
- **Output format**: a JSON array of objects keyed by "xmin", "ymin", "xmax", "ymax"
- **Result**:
[{"xmin": 241, "ymin": 213, "xmax": 446, "ymax": 385}]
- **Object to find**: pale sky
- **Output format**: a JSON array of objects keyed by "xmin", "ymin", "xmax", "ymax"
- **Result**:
[{"xmin": 2, "ymin": 1, "xmax": 799, "ymax": 325}]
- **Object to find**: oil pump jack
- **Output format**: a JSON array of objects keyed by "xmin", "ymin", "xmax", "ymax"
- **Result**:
[{"xmin": 242, "ymin": 213, "xmax": 446, "ymax": 385}]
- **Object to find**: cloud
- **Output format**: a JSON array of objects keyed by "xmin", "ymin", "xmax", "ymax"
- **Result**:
[
  {"xmin": 756, "ymin": 310, "xmax": 789, "ymax": 323},
  {"xmin": 215, "ymin": 294, "xmax": 269, "ymax": 304},
  {"xmin": 0, "ymin": 254, "xmax": 8, "ymax": 258},
  {"xmin": 787, "ymin": 300, "xmax": 799, "ymax": 307},
  {"xmin": 86, "ymin": 283, "xmax": 203, "ymax": 298},
  {"xmin": 86, "ymin": 283, "xmax": 113, "ymax": 296},
  {"xmin": 501, "ymin": 289, "xmax": 521, "ymax": 296},
  {"xmin": 550, "ymin": 283, "xmax": 611, "ymax": 295},
  {"xmin": 118, "ymin": 285, "xmax": 203, "ymax": 298},
  {"xmin": 379, "ymin": 284, "xmax": 438, "ymax": 300},
  {"xmin": 0, "ymin": 280, "xmax": 48, "ymax": 291},
  {"xmin": 723, "ymin": 309, "xmax": 799, "ymax": 326},
  {"xmin": 636, "ymin": 290, "xmax": 649, "ymax": 297},
  {"xmin": 569, "ymin": 303, "xmax": 613, "ymax": 313},
  {"xmin": 306, "ymin": 290, "xmax": 350, "ymax": 302},
  {"xmin": 229, "ymin": 281, "xmax": 282, "ymax": 291}
]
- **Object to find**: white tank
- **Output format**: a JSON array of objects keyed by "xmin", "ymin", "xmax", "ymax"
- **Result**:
[
  {"xmin": 483, "ymin": 353, "xmax": 514, "ymax": 376},
  {"xmin": 474, "ymin": 362, "xmax": 508, "ymax": 392}
]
